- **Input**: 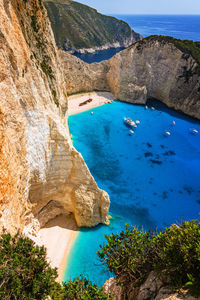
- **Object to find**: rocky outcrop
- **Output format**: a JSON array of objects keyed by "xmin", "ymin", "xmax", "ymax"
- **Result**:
[
  {"xmin": 103, "ymin": 272, "xmax": 199, "ymax": 300},
  {"xmin": 60, "ymin": 36, "xmax": 200, "ymax": 119},
  {"xmin": 0, "ymin": 0, "xmax": 109, "ymax": 235},
  {"xmin": 44, "ymin": 0, "xmax": 142, "ymax": 53},
  {"xmin": 59, "ymin": 50, "xmax": 109, "ymax": 94},
  {"xmin": 107, "ymin": 37, "xmax": 200, "ymax": 119}
]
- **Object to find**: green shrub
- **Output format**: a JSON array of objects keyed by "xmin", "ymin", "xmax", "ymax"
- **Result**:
[
  {"xmin": 0, "ymin": 232, "xmax": 59, "ymax": 299},
  {"xmin": 31, "ymin": 15, "xmax": 40, "ymax": 33},
  {"xmin": 98, "ymin": 224, "xmax": 154, "ymax": 287},
  {"xmin": 40, "ymin": 59, "xmax": 54, "ymax": 80},
  {"xmin": 0, "ymin": 232, "xmax": 111, "ymax": 299},
  {"xmin": 63, "ymin": 277, "xmax": 113, "ymax": 300},
  {"xmin": 98, "ymin": 221, "xmax": 200, "ymax": 296},
  {"xmin": 153, "ymin": 220, "xmax": 200, "ymax": 295}
]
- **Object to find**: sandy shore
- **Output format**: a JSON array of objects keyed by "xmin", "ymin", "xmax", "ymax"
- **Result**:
[
  {"xmin": 39, "ymin": 214, "xmax": 78, "ymax": 282},
  {"xmin": 68, "ymin": 91, "xmax": 115, "ymax": 115}
]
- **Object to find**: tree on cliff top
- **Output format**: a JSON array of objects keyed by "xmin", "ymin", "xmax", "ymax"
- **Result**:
[
  {"xmin": 98, "ymin": 220, "xmax": 200, "ymax": 297},
  {"xmin": 0, "ymin": 232, "xmax": 61, "ymax": 299},
  {"xmin": 0, "ymin": 232, "xmax": 112, "ymax": 299}
]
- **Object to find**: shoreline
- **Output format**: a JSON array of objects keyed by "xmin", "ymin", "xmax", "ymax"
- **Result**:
[
  {"xmin": 68, "ymin": 91, "xmax": 115, "ymax": 115},
  {"xmin": 39, "ymin": 214, "xmax": 79, "ymax": 282}
]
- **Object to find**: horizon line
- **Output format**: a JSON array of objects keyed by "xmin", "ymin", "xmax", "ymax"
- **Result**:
[{"xmin": 107, "ymin": 13, "xmax": 200, "ymax": 16}]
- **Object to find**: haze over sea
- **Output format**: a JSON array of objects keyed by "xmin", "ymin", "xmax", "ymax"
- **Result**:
[{"xmin": 64, "ymin": 15, "xmax": 200, "ymax": 286}]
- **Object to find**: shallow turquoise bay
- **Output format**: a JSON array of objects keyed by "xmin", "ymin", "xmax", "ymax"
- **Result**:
[{"xmin": 64, "ymin": 100, "xmax": 200, "ymax": 286}]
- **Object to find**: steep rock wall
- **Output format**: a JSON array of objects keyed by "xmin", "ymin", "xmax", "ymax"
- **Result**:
[
  {"xmin": 59, "ymin": 49, "xmax": 109, "ymax": 94},
  {"xmin": 60, "ymin": 38, "xmax": 200, "ymax": 119},
  {"xmin": 0, "ymin": 0, "xmax": 109, "ymax": 235},
  {"xmin": 107, "ymin": 38, "xmax": 200, "ymax": 119}
]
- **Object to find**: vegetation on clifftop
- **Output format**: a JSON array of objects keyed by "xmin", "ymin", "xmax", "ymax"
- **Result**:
[
  {"xmin": 98, "ymin": 220, "xmax": 200, "ymax": 297},
  {"xmin": 0, "ymin": 232, "xmax": 112, "ymax": 299},
  {"xmin": 136, "ymin": 35, "xmax": 200, "ymax": 65},
  {"xmin": 43, "ymin": 0, "xmax": 141, "ymax": 51},
  {"xmin": 1, "ymin": 221, "xmax": 200, "ymax": 298}
]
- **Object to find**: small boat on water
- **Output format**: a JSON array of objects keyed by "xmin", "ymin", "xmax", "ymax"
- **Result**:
[
  {"xmin": 189, "ymin": 128, "xmax": 198, "ymax": 135},
  {"xmin": 124, "ymin": 118, "xmax": 137, "ymax": 128},
  {"xmin": 136, "ymin": 120, "xmax": 140, "ymax": 124},
  {"xmin": 165, "ymin": 131, "xmax": 171, "ymax": 136}
]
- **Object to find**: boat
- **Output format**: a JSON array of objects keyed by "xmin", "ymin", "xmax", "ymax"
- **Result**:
[
  {"xmin": 165, "ymin": 131, "xmax": 171, "ymax": 136},
  {"xmin": 189, "ymin": 128, "xmax": 198, "ymax": 135},
  {"xmin": 136, "ymin": 120, "xmax": 140, "ymax": 124},
  {"xmin": 124, "ymin": 118, "xmax": 137, "ymax": 128}
]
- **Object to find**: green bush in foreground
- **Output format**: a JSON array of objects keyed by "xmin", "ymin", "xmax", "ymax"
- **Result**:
[
  {"xmin": 98, "ymin": 220, "xmax": 200, "ymax": 296},
  {"xmin": 62, "ymin": 277, "xmax": 113, "ymax": 300},
  {"xmin": 0, "ymin": 232, "xmax": 112, "ymax": 299},
  {"xmin": 0, "ymin": 232, "xmax": 59, "ymax": 299}
]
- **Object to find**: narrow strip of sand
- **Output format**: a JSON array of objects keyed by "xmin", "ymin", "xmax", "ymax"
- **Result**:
[
  {"xmin": 39, "ymin": 214, "xmax": 78, "ymax": 282},
  {"xmin": 68, "ymin": 91, "xmax": 115, "ymax": 115}
]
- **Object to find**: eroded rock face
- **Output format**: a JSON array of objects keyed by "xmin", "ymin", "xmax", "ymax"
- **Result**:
[
  {"xmin": 59, "ymin": 50, "xmax": 109, "ymax": 95},
  {"xmin": 107, "ymin": 38, "xmax": 200, "ymax": 119},
  {"xmin": 103, "ymin": 272, "xmax": 199, "ymax": 300},
  {"xmin": 0, "ymin": 0, "xmax": 109, "ymax": 235},
  {"xmin": 60, "ymin": 38, "xmax": 200, "ymax": 119}
]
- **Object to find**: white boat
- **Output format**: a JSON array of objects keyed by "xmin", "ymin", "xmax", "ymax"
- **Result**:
[
  {"xmin": 124, "ymin": 118, "xmax": 137, "ymax": 128},
  {"xmin": 165, "ymin": 131, "xmax": 171, "ymax": 136},
  {"xmin": 136, "ymin": 120, "xmax": 140, "ymax": 124},
  {"xmin": 189, "ymin": 128, "xmax": 198, "ymax": 135}
]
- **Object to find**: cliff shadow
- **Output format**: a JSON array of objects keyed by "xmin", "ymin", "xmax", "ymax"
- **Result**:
[{"xmin": 41, "ymin": 213, "xmax": 79, "ymax": 231}]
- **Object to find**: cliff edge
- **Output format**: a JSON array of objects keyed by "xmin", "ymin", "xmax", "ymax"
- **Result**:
[
  {"xmin": 60, "ymin": 36, "xmax": 200, "ymax": 119},
  {"xmin": 0, "ymin": 0, "xmax": 110, "ymax": 236}
]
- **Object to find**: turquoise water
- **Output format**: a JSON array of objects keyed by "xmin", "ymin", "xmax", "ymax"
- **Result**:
[{"xmin": 64, "ymin": 100, "xmax": 200, "ymax": 286}]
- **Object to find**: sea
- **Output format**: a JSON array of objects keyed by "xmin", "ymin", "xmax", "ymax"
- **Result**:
[
  {"xmin": 64, "ymin": 15, "xmax": 200, "ymax": 286},
  {"xmin": 74, "ymin": 15, "xmax": 200, "ymax": 63}
]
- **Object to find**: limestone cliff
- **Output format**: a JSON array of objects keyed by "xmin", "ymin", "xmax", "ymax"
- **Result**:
[
  {"xmin": 0, "ymin": 0, "xmax": 110, "ymax": 235},
  {"xmin": 44, "ymin": 0, "xmax": 142, "ymax": 53},
  {"xmin": 107, "ymin": 36, "xmax": 200, "ymax": 119},
  {"xmin": 59, "ymin": 50, "xmax": 109, "ymax": 94},
  {"xmin": 60, "ymin": 36, "xmax": 200, "ymax": 119}
]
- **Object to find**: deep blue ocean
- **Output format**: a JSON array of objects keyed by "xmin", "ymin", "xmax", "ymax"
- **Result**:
[
  {"xmin": 74, "ymin": 15, "xmax": 200, "ymax": 63},
  {"xmin": 64, "ymin": 15, "xmax": 200, "ymax": 286}
]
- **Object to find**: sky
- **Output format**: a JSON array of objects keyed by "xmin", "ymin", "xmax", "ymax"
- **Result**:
[{"xmin": 75, "ymin": 0, "xmax": 200, "ymax": 15}]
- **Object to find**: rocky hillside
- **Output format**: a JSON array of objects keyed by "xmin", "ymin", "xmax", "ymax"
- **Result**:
[
  {"xmin": 60, "ymin": 36, "xmax": 200, "ymax": 119},
  {"xmin": 0, "ymin": 0, "xmax": 110, "ymax": 236},
  {"xmin": 44, "ymin": 0, "xmax": 142, "ymax": 53}
]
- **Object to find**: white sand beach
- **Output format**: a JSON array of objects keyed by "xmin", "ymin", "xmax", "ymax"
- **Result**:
[
  {"xmin": 39, "ymin": 214, "xmax": 78, "ymax": 282},
  {"xmin": 68, "ymin": 91, "xmax": 115, "ymax": 115}
]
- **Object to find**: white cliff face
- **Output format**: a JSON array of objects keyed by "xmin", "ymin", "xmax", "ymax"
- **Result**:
[
  {"xmin": 59, "ymin": 50, "xmax": 110, "ymax": 95},
  {"xmin": 107, "ymin": 38, "xmax": 200, "ymax": 119},
  {"xmin": 60, "ymin": 38, "xmax": 200, "ymax": 120},
  {"xmin": 0, "ymin": 0, "xmax": 110, "ymax": 235}
]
